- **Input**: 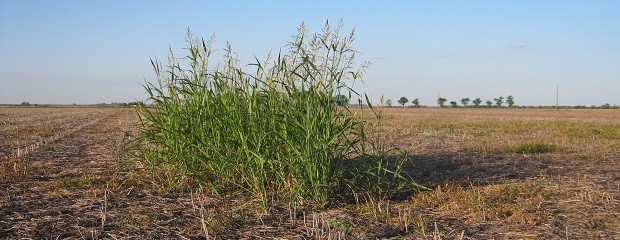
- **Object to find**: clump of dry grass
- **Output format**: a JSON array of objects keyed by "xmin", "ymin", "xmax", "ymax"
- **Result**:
[
  {"xmin": 50, "ymin": 175, "xmax": 104, "ymax": 190},
  {"xmin": 0, "ymin": 119, "xmax": 29, "ymax": 181},
  {"xmin": 0, "ymin": 156, "xmax": 29, "ymax": 181},
  {"xmin": 411, "ymin": 181, "xmax": 555, "ymax": 226}
]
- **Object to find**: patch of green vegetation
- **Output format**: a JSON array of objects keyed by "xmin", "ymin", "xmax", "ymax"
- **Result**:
[
  {"xmin": 550, "ymin": 120, "xmax": 619, "ymax": 140},
  {"xmin": 483, "ymin": 142, "xmax": 559, "ymax": 154},
  {"xmin": 589, "ymin": 124, "xmax": 620, "ymax": 140},
  {"xmin": 471, "ymin": 141, "xmax": 559, "ymax": 154},
  {"xmin": 447, "ymin": 123, "xmax": 456, "ymax": 134},
  {"xmin": 56, "ymin": 176, "xmax": 101, "ymax": 189},
  {"xmin": 411, "ymin": 118, "xmax": 534, "ymax": 137},
  {"xmin": 511, "ymin": 142, "xmax": 558, "ymax": 154},
  {"xmin": 121, "ymin": 210, "xmax": 158, "ymax": 227},
  {"xmin": 135, "ymin": 21, "xmax": 421, "ymax": 210},
  {"xmin": 328, "ymin": 218, "xmax": 353, "ymax": 237}
]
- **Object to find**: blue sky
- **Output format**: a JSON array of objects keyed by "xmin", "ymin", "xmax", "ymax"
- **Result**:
[{"xmin": 1, "ymin": 1, "xmax": 618, "ymax": 106}]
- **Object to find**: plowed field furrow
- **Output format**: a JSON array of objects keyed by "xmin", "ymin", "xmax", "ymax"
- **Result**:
[
  {"xmin": 0, "ymin": 109, "xmax": 118, "ymax": 159},
  {"xmin": 0, "ymin": 108, "xmax": 132, "ymax": 238}
]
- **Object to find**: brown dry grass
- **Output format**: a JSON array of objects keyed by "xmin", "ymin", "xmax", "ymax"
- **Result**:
[{"xmin": 1, "ymin": 106, "xmax": 618, "ymax": 239}]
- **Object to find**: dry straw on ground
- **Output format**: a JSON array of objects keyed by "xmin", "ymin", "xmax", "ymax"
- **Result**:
[{"xmin": 0, "ymin": 107, "xmax": 618, "ymax": 239}]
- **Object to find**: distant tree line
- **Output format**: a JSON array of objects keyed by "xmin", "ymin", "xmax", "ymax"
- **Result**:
[
  {"xmin": 433, "ymin": 96, "xmax": 516, "ymax": 108},
  {"xmin": 378, "ymin": 95, "xmax": 619, "ymax": 109},
  {"xmin": 96, "ymin": 101, "xmax": 146, "ymax": 107},
  {"xmin": 389, "ymin": 95, "xmax": 517, "ymax": 108},
  {"xmin": 6, "ymin": 97, "xmax": 618, "ymax": 109}
]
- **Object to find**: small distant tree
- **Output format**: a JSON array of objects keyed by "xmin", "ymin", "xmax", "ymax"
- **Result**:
[
  {"xmin": 397, "ymin": 96, "xmax": 409, "ymax": 107},
  {"xmin": 485, "ymin": 100, "xmax": 493, "ymax": 107},
  {"xmin": 506, "ymin": 95, "xmax": 515, "ymax": 107},
  {"xmin": 494, "ymin": 96, "xmax": 504, "ymax": 107},
  {"xmin": 334, "ymin": 94, "xmax": 349, "ymax": 106},
  {"xmin": 411, "ymin": 98, "xmax": 420, "ymax": 107},
  {"xmin": 128, "ymin": 101, "xmax": 145, "ymax": 107},
  {"xmin": 450, "ymin": 101, "xmax": 458, "ymax": 108},
  {"xmin": 601, "ymin": 103, "xmax": 611, "ymax": 109},
  {"xmin": 472, "ymin": 98, "xmax": 482, "ymax": 107},
  {"xmin": 386, "ymin": 99, "xmax": 392, "ymax": 107},
  {"xmin": 461, "ymin": 98, "xmax": 470, "ymax": 107},
  {"xmin": 437, "ymin": 97, "xmax": 447, "ymax": 107},
  {"xmin": 20, "ymin": 102, "xmax": 31, "ymax": 106}
]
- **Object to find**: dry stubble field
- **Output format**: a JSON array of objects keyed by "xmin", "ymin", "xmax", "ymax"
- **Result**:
[{"xmin": 0, "ymin": 106, "xmax": 618, "ymax": 239}]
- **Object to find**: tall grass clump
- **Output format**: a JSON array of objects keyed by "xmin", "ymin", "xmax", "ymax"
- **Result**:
[{"xmin": 135, "ymin": 20, "xmax": 395, "ymax": 208}]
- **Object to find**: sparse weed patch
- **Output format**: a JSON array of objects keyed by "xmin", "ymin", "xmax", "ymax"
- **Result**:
[
  {"xmin": 53, "ymin": 176, "xmax": 103, "ymax": 190},
  {"xmin": 512, "ymin": 142, "xmax": 558, "ymax": 154},
  {"xmin": 465, "ymin": 141, "xmax": 559, "ymax": 155},
  {"xmin": 121, "ymin": 209, "xmax": 158, "ymax": 227},
  {"xmin": 328, "ymin": 218, "xmax": 353, "ymax": 237},
  {"xmin": 411, "ymin": 181, "xmax": 554, "ymax": 225},
  {"xmin": 0, "ymin": 156, "xmax": 29, "ymax": 181},
  {"xmin": 396, "ymin": 113, "xmax": 619, "ymax": 156},
  {"xmin": 490, "ymin": 141, "xmax": 559, "ymax": 154},
  {"xmin": 0, "ymin": 120, "xmax": 29, "ymax": 181}
]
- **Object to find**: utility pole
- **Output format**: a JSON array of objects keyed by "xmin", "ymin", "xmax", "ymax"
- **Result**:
[{"xmin": 556, "ymin": 84, "xmax": 559, "ymax": 110}]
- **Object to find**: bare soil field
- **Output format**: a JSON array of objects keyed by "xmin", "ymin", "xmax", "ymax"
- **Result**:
[{"xmin": 1, "ymin": 107, "xmax": 618, "ymax": 239}]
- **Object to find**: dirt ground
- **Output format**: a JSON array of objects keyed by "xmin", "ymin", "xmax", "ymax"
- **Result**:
[{"xmin": 1, "ymin": 107, "xmax": 618, "ymax": 239}]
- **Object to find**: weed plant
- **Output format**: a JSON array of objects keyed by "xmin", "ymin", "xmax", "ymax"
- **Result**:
[{"xmin": 136, "ymin": 21, "xmax": 418, "ymax": 209}]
